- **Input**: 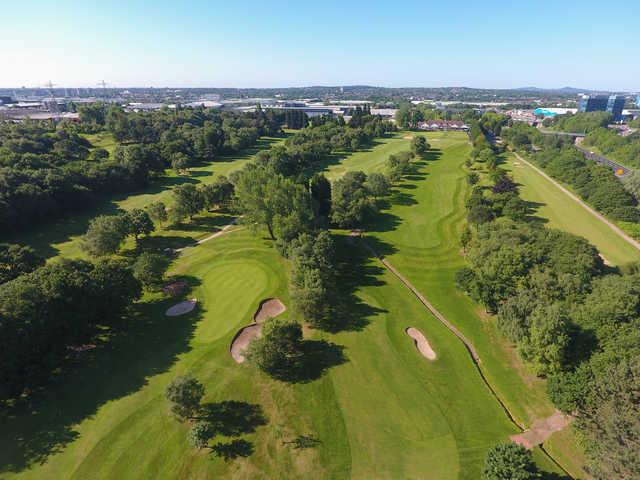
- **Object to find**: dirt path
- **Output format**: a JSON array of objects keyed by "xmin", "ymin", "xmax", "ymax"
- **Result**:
[
  {"xmin": 511, "ymin": 410, "xmax": 573, "ymax": 449},
  {"xmin": 512, "ymin": 151, "xmax": 640, "ymax": 252},
  {"xmin": 176, "ymin": 221, "xmax": 243, "ymax": 252}
]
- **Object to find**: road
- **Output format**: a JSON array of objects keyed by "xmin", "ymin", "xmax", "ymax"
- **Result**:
[{"xmin": 512, "ymin": 151, "xmax": 640, "ymax": 252}]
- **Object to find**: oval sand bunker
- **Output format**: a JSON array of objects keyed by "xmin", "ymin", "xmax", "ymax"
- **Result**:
[
  {"xmin": 165, "ymin": 298, "xmax": 198, "ymax": 317},
  {"xmin": 230, "ymin": 298, "xmax": 286, "ymax": 363},
  {"xmin": 406, "ymin": 327, "xmax": 436, "ymax": 360}
]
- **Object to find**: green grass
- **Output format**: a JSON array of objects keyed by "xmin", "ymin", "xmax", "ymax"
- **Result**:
[
  {"xmin": 82, "ymin": 132, "xmax": 118, "ymax": 155},
  {"xmin": 503, "ymin": 152, "xmax": 640, "ymax": 266},
  {"xmin": 312, "ymin": 133, "xmax": 415, "ymax": 181},
  {"xmin": 1, "ymin": 132, "xmax": 585, "ymax": 479}
]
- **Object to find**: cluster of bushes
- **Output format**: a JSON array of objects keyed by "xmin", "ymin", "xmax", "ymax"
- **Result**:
[
  {"xmin": 0, "ymin": 107, "xmax": 282, "ymax": 234},
  {"xmin": 0, "ymin": 259, "xmax": 141, "ymax": 399},
  {"xmin": 583, "ymin": 126, "xmax": 640, "ymax": 169},
  {"xmin": 461, "ymin": 125, "xmax": 640, "ymax": 478},
  {"xmin": 0, "ymin": 243, "xmax": 44, "ymax": 284}
]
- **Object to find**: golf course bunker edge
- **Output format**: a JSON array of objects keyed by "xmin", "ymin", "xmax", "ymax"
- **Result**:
[
  {"xmin": 230, "ymin": 298, "xmax": 287, "ymax": 363},
  {"xmin": 406, "ymin": 327, "xmax": 437, "ymax": 360}
]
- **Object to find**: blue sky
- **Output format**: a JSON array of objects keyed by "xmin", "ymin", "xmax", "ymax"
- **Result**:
[{"xmin": 1, "ymin": 0, "xmax": 638, "ymax": 90}]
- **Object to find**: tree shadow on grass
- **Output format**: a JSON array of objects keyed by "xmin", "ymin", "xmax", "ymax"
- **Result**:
[
  {"xmin": 269, "ymin": 340, "xmax": 347, "ymax": 384},
  {"xmin": 0, "ymin": 276, "xmax": 203, "ymax": 474},
  {"xmin": 322, "ymin": 233, "xmax": 391, "ymax": 333},
  {"xmin": 210, "ymin": 439, "xmax": 254, "ymax": 461},
  {"xmin": 283, "ymin": 434, "xmax": 322, "ymax": 449},
  {"xmin": 198, "ymin": 401, "xmax": 267, "ymax": 437}
]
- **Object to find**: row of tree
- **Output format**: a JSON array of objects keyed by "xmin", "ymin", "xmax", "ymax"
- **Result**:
[
  {"xmin": 502, "ymin": 123, "xmax": 640, "ymax": 223},
  {"xmin": 460, "ymin": 124, "xmax": 640, "ymax": 478}
]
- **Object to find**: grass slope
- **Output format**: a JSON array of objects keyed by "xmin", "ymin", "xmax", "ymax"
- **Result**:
[{"xmin": 503, "ymin": 153, "xmax": 640, "ymax": 266}]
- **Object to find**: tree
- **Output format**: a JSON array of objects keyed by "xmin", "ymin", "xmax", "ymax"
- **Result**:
[
  {"xmin": 199, "ymin": 175, "xmax": 234, "ymax": 211},
  {"xmin": 386, "ymin": 151, "xmax": 413, "ymax": 182},
  {"xmin": 234, "ymin": 165, "xmax": 314, "ymax": 241},
  {"xmin": 165, "ymin": 375, "xmax": 205, "ymax": 420},
  {"xmin": 124, "ymin": 208, "xmax": 154, "ymax": 243},
  {"xmin": 132, "ymin": 252, "xmax": 168, "ymax": 288},
  {"xmin": 482, "ymin": 442, "xmax": 540, "ymax": 480},
  {"xmin": 172, "ymin": 184, "xmax": 204, "ymax": 222},
  {"xmin": 81, "ymin": 214, "xmax": 128, "ymax": 256},
  {"xmin": 0, "ymin": 244, "xmax": 44, "ymax": 284},
  {"xmin": 467, "ymin": 172, "xmax": 480, "ymax": 185},
  {"xmin": 519, "ymin": 304, "xmax": 569, "ymax": 376},
  {"xmin": 246, "ymin": 319, "xmax": 305, "ymax": 379},
  {"xmin": 309, "ymin": 174, "xmax": 332, "ymax": 218},
  {"xmin": 171, "ymin": 152, "xmax": 190, "ymax": 173},
  {"xmin": 411, "ymin": 136, "xmax": 429, "ymax": 157},
  {"xmin": 188, "ymin": 421, "xmax": 214, "ymax": 449},
  {"xmin": 147, "ymin": 201, "xmax": 168, "ymax": 227},
  {"xmin": 365, "ymin": 172, "xmax": 390, "ymax": 198},
  {"xmin": 330, "ymin": 171, "xmax": 377, "ymax": 228}
]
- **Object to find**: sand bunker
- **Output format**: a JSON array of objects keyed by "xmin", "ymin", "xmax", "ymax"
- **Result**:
[
  {"xmin": 165, "ymin": 298, "xmax": 198, "ymax": 317},
  {"xmin": 510, "ymin": 410, "xmax": 572, "ymax": 449},
  {"xmin": 406, "ymin": 327, "xmax": 436, "ymax": 360},
  {"xmin": 230, "ymin": 298, "xmax": 286, "ymax": 363},
  {"xmin": 252, "ymin": 298, "xmax": 286, "ymax": 323}
]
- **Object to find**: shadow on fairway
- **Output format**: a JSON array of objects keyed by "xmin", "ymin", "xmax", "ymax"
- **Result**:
[
  {"xmin": 199, "ymin": 400, "xmax": 267, "ymax": 437},
  {"xmin": 324, "ymin": 233, "xmax": 390, "ymax": 333},
  {"xmin": 0, "ymin": 276, "xmax": 203, "ymax": 474},
  {"xmin": 211, "ymin": 439, "xmax": 254, "ymax": 461}
]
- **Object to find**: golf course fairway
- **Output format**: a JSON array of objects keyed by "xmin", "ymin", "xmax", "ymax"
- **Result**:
[{"xmin": 0, "ymin": 131, "xmax": 592, "ymax": 479}]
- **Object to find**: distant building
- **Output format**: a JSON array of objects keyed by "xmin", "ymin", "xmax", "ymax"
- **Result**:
[
  {"xmin": 636, "ymin": 95, "xmax": 640, "ymax": 107},
  {"xmin": 578, "ymin": 94, "xmax": 625, "ymax": 121},
  {"xmin": 417, "ymin": 120, "xmax": 469, "ymax": 131},
  {"xmin": 0, "ymin": 96, "xmax": 16, "ymax": 105}
]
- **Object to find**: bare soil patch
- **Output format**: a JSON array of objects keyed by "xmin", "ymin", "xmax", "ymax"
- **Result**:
[
  {"xmin": 165, "ymin": 298, "xmax": 198, "ymax": 317},
  {"xmin": 510, "ymin": 410, "xmax": 572, "ymax": 449},
  {"xmin": 406, "ymin": 327, "xmax": 436, "ymax": 360},
  {"xmin": 230, "ymin": 298, "xmax": 287, "ymax": 363}
]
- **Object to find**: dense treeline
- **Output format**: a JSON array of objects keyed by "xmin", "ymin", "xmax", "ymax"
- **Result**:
[
  {"xmin": 463, "ymin": 122, "xmax": 639, "ymax": 478},
  {"xmin": 503, "ymin": 123, "xmax": 640, "ymax": 223},
  {"xmin": 0, "ymin": 259, "xmax": 141, "ymax": 399},
  {"xmin": 544, "ymin": 111, "xmax": 612, "ymax": 133},
  {"xmin": 0, "ymin": 107, "xmax": 283, "ymax": 234},
  {"xmin": 583, "ymin": 126, "xmax": 640, "ymax": 168}
]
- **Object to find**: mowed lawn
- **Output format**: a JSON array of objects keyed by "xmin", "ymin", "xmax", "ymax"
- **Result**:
[
  {"xmin": 503, "ymin": 153, "xmax": 640, "ymax": 266},
  {"xmin": 0, "ymin": 227, "xmax": 514, "ymax": 479},
  {"xmin": 339, "ymin": 131, "xmax": 585, "ymax": 477}
]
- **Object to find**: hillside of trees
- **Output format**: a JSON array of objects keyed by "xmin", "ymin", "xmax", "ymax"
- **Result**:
[{"xmin": 583, "ymin": 126, "xmax": 640, "ymax": 169}]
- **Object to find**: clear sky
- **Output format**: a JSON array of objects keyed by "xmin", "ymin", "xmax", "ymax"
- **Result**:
[{"xmin": 1, "ymin": 0, "xmax": 638, "ymax": 91}]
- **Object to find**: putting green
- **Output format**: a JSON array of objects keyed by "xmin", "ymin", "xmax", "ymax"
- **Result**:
[{"xmin": 504, "ymin": 152, "xmax": 640, "ymax": 266}]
